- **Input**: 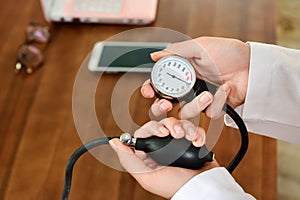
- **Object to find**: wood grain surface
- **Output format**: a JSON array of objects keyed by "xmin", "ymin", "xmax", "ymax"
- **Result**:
[{"xmin": 0, "ymin": 0, "xmax": 276, "ymax": 199}]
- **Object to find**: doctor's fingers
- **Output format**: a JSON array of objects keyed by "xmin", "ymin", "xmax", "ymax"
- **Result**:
[
  {"xmin": 181, "ymin": 120, "xmax": 206, "ymax": 147},
  {"xmin": 141, "ymin": 79, "xmax": 155, "ymax": 98},
  {"xmin": 134, "ymin": 120, "xmax": 170, "ymax": 138},
  {"xmin": 160, "ymin": 118, "xmax": 206, "ymax": 147},
  {"xmin": 150, "ymin": 98, "xmax": 173, "ymax": 117},
  {"xmin": 179, "ymin": 91, "xmax": 213, "ymax": 119},
  {"xmin": 205, "ymin": 83, "xmax": 230, "ymax": 119},
  {"xmin": 132, "ymin": 149, "xmax": 159, "ymax": 169},
  {"xmin": 109, "ymin": 138, "xmax": 153, "ymax": 173},
  {"xmin": 179, "ymin": 83, "xmax": 230, "ymax": 119},
  {"xmin": 140, "ymin": 80, "xmax": 173, "ymax": 117},
  {"xmin": 150, "ymin": 39, "xmax": 205, "ymax": 61}
]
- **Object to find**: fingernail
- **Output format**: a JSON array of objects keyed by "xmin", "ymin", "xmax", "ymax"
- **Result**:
[
  {"xmin": 109, "ymin": 140, "xmax": 118, "ymax": 152},
  {"xmin": 221, "ymin": 83, "xmax": 230, "ymax": 92},
  {"xmin": 142, "ymin": 87, "xmax": 152, "ymax": 98},
  {"xmin": 159, "ymin": 126, "xmax": 169, "ymax": 135},
  {"xmin": 174, "ymin": 125, "xmax": 184, "ymax": 138},
  {"xmin": 187, "ymin": 127, "xmax": 196, "ymax": 140},
  {"xmin": 150, "ymin": 51, "xmax": 161, "ymax": 57},
  {"xmin": 192, "ymin": 140, "xmax": 203, "ymax": 147},
  {"xmin": 150, "ymin": 52, "xmax": 162, "ymax": 60},
  {"xmin": 199, "ymin": 92, "xmax": 212, "ymax": 104},
  {"xmin": 160, "ymin": 101, "xmax": 169, "ymax": 111}
]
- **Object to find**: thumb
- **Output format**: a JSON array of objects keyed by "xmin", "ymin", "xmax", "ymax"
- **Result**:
[
  {"xmin": 206, "ymin": 83, "xmax": 230, "ymax": 119},
  {"xmin": 151, "ymin": 39, "xmax": 206, "ymax": 62},
  {"xmin": 109, "ymin": 139, "xmax": 151, "ymax": 173},
  {"xmin": 150, "ymin": 50, "xmax": 174, "ymax": 61},
  {"xmin": 150, "ymin": 39, "xmax": 206, "ymax": 61}
]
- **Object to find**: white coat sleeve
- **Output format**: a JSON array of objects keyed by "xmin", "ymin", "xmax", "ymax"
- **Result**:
[
  {"xmin": 172, "ymin": 167, "xmax": 255, "ymax": 200},
  {"xmin": 225, "ymin": 42, "xmax": 300, "ymax": 144}
]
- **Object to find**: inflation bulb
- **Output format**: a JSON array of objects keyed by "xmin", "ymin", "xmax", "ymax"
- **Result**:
[{"xmin": 120, "ymin": 133, "xmax": 214, "ymax": 170}]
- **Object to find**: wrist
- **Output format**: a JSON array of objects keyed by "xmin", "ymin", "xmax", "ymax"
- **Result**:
[{"xmin": 229, "ymin": 41, "xmax": 250, "ymax": 108}]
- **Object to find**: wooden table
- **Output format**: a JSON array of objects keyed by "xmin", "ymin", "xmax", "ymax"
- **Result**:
[{"xmin": 0, "ymin": 0, "xmax": 277, "ymax": 199}]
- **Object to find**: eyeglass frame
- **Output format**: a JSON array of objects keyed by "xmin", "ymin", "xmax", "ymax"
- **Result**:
[{"xmin": 15, "ymin": 22, "xmax": 51, "ymax": 74}]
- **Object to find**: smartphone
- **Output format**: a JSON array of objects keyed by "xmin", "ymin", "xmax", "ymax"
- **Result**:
[{"xmin": 88, "ymin": 41, "xmax": 169, "ymax": 73}]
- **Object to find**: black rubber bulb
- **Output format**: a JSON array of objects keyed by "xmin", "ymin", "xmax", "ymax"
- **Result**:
[{"xmin": 135, "ymin": 135, "xmax": 214, "ymax": 170}]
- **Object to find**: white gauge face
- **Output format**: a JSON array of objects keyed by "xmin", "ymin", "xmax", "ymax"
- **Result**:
[{"xmin": 151, "ymin": 56, "xmax": 196, "ymax": 98}]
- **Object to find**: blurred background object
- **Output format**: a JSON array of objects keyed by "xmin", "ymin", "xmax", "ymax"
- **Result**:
[{"xmin": 277, "ymin": 1, "xmax": 300, "ymax": 199}]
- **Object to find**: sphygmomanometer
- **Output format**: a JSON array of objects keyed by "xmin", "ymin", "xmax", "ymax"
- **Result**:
[{"xmin": 61, "ymin": 55, "xmax": 248, "ymax": 200}]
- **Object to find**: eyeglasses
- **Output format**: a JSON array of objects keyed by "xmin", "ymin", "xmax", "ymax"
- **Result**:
[{"xmin": 15, "ymin": 22, "xmax": 50, "ymax": 74}]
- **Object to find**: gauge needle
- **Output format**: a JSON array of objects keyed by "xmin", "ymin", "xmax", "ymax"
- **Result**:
[{"xmin": 166, "ymin": 72, "xmax": 190, "ymax": 85}]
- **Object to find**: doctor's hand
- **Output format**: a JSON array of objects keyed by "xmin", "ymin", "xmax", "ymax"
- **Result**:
[
  {"xmin": 142, "ymin": 36, "xmax": 250, "ymax": 119},
  {"xmin": 109, "ymin": 117, "xmax": 219, "ymax": 199}
]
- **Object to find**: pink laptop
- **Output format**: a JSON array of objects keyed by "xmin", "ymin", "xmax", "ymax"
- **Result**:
[{"xmin": 40, "ymin": 0, "xmax": 158, "ymax": 25}]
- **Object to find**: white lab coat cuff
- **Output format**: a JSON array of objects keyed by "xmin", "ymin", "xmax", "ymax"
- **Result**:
[
  {"xmin": 225, "ymin": 42, "xmax": 300, "ymax": 143},
  {"xmin": 172, "ymin": 167, "xmax": 255, "ymax": 200}
]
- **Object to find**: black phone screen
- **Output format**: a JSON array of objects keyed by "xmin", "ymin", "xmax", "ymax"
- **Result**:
[{"xmin": 98, "ymin": 45, "xmax": 166, "ymax": 70}]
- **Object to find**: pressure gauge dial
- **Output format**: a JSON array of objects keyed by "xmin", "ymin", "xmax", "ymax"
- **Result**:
[{"xmin": 151, "ymin": 56, "xmax": 197, "ymax": 101}]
